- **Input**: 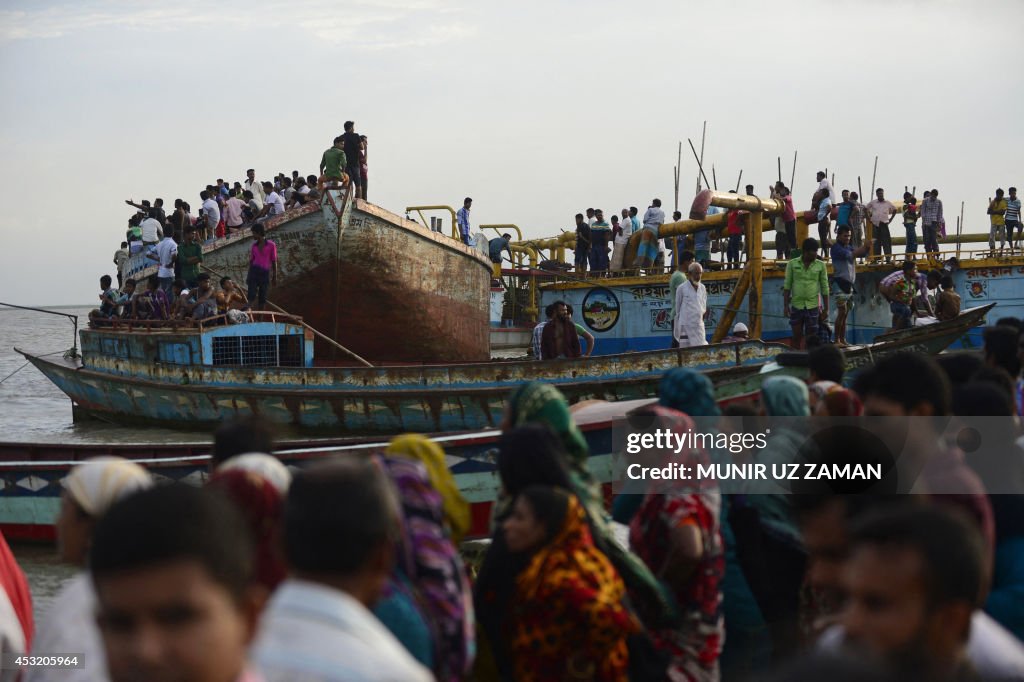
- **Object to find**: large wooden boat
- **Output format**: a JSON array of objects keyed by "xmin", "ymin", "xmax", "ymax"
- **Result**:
[{"xmin": 123, "ymin": 189, "xmax": 493, "ymax": 363}]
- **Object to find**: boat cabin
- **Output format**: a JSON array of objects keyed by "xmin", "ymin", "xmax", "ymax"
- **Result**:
[{"xmin": 84, "ymin": 312, "xmax": 315, "ymax": 369}]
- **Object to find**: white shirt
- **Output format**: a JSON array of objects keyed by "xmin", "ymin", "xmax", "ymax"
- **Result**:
[
  {"xmin": 140, "ymin": 217, "xmax": 162, "ymax": 243},
  {"xmin": 154, "ymin": 237, "xmax": 177, "ymax": 278},
  {"xmin": 202, "ymin": 198, "xmax": 221, "ymax": 229},
  {"xmin": 25, "ymin": 573, "xmax": 108, "ymax": 682},
  {"xmin": 673, "ymin": 279, "xmax": 708, "ymax": 347},
  {"xmin": 298, "ymin": 185, "xmax": 311, "ymax": 195},
  {"xmin": 615, "ymin": 216, "xmax": 633, "ymax": 245},
  {"xmin": 818, "ymin": 178, "xmax": 836, "ymax": 204},
  {"xmin": 818, "ymin": 612, "xmax": 1024, "ymax": 681},
  {"xmin": 265, "ymin": 192, "xmax": 285, "ymax": 216},
  {"xmin": 244, "ymin": 178, "xmax": 265, "ymax": 202},
  {"xmin": 251, "ymin": 579, "xmax": 433, "ymax": 682}
]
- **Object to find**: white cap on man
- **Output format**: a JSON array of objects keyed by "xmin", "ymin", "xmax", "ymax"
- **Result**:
[{"xmin": 732, "ymin": 322, "xmax": 749, "ymax": 335}]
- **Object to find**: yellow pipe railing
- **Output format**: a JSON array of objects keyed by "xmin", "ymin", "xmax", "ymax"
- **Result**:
[{"xmin": 405, "ymin": 205, "xmax": 459, "ymax": 241}]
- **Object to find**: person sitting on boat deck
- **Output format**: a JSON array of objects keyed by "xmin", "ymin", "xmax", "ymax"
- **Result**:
[
  {"xmin": 304, "ymin": 175, "xmax": 321, "ymax": 203},
  {"xmin": 912, "ymin": 270, "xmax": 942, "ymax": 326},
  {"xmin": 223, "ymin": 188, "xmax": 246, "ymax": 236},
  {"xmin": 319, "ymin": 135, "xmax": 348, "ymax": 189},
  {"xmin": 251, "ymin": 458, "xmax": 434, "ymax": 682},
  {"xmin": 989, "ymin": 188, "xmax": 1009, "ymax": 254},
  {"xmin": 188, "ymin": 273, "xmax": 219, "ymax": 321},
  {"xmin": 531, "ymin": 302, "xmax": 555, "ymax": 360},
  {"xmin": 880, "ymin": 260, "xmax": 930, "ymax": 330},
  {"xmin": 783, "ymin": 237, "xmax": 829, "ymax": 350},
  {"xmin": 147, "ymin": 229, "xmax": 177, "ymax": 294},
  {"xmin": 456, "ymin": 197, "xmax": 472, "ymax": 246},
  {"xmin": 673, "ymin": 261, "xmax": 709, "ymax": 348},
  {"xmin": 254, "ymin": 182, "xmax": 285, "ymax": 224},
  {"xmin": 541, "ymin": 300, "xmax": 582, "ymax": 359},
  {"xmin": 247, "ymin": 224, "xmax": 278, "ymax": 311},
  {"xmin": 138, "ymin": 210, "xmax": 163, "ymax": 248},
  {"xmin": 90, "ymin": 275, "xmax": 121, "ymax": 321},
  {"xmin": 723, "ymin": 321, "xmax": 749, "ymax": 343},
  {"xmin": 114, "ymin": 278, "xmax": 136, "ymax": 318},
  {"xmin": 488, "ymin": 232, "xmax": 513, "ymax": 280},
  {"xmin": 565, "ymin": 303, "xmax": 595, "ymax": 357},
  {"xmin": 169, "ymin": 279, "xmax": 191, "ymax": 319},
  {"xmin": 830, "ymin": 225, "xmax": 870, "ymax": 347},
  {"xmin": 589, "ymin": 209, "xmax": 611, "ymax": 273},
  {"xmin": 241, "ymin": 190, "xmax": 262, "ymax": 224},
  {"xmin": 633, "ymin": 198, "xmax": 665, "ymax": 269},
  {"xmin": 131, "ymin": 274, "xmax": 171, "ymax": 320},
  {"xmin": 573, "ymin": 213, "xmax": 590, "ymax": 274},
  {"xmin": 867, "ymin": 188, "xmax": 898, "ymax": 263},
  {"xmin": 126, "ymin": 214, "xmax": 143, "ymax": 251},
  {"xmin": 934, "ymin": 274, "xmax": 961, "ymax": 322},
  {"xmin": 90, "ymin": 485, "xmax": 265, "ymax": 682},
  {"xmin": 217, "ymin": 276, "xmax": 248, "ymax": 314}
]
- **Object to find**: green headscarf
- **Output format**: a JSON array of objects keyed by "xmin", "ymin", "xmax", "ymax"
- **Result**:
[{"xmin": 508, "ymin": 382, "xmax": 590, "ymax": 467}]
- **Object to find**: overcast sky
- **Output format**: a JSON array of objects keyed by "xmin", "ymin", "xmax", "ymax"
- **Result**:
[{"xmin": 1, "ymin": 0, "xmax": 1021, "ymax": 306}]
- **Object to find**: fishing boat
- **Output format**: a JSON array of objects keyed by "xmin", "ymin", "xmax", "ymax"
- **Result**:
[
  {"xmin": 0, "ymin": 398, "xmax": 640, "ymax": 542},
  {"xmin": 123, "ymin": 189, "xmax": 493, "ymax": 363},
  {"xmin": 16, "ymin": 312, "xmax": 788, "ymax": 434}
]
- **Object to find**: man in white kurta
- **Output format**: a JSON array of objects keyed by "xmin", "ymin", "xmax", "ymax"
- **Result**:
[{"xmin": 673, "ymin": 262, "xmax": 708, "ymax": 347}]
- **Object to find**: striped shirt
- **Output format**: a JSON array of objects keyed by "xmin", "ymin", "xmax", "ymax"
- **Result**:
[
  {"xmin": 921, "ymin": 196, "xmax": 943, "ymax": 224},
  {"xmin": 1006, "ymin": 198, "xmax": 1022, "ymax": 223},
  {"xmin": 531, "ymin": 321, "xmax": 547, "ymax": 359}
]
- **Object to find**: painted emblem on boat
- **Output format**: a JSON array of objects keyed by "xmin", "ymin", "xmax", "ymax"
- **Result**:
[
  {"xmin": 967, "ymin": 281, "xmax": 987, "ymax": 298},
  {"xmin": 582, "ymin": 288, "xmax": 620, "ymax": 332},
  {"xmin": 651, "ymin": 308, "xmax": 672, "ymax": 332}
]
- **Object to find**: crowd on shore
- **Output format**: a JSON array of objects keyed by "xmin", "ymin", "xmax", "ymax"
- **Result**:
[
  {"xmin": 4, "ymin": 331, "xmax": 1024, "ymax": 681},
  {"xmin": 570, "ymin": 174, "xmax": 1022, "ymax": 276}
]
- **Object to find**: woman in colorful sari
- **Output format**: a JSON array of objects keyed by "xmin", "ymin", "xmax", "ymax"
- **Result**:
[
  {"xmin": 655, "ymin": 368, "xmax": 772, "ymax": 678},
  {"xmin": 627, "ymin": 405, "xmax": 725, "ymax": 682},
  {"xmin": 505, "ymin": 485, "xmax": 638, "ymax": 681},
  {"xmin": 378, "ymin": 435, "xmax": 474, "ymax": 682},
  {"xmin": 501, "ymin": 382, "xmax": 675, "ymax": 630}
]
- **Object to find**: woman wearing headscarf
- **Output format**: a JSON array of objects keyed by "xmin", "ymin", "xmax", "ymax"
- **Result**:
[
  {"xmin": 731, "ymin": 375, "xmax": 810, "ymax": 659},
  {"xmin": 504, "ymin": 485, "xmax": 638, "ymax": 681},
  {"xmin": 627, "ymin": 405, "xmax": 725, "ymax": 682},
  {"xmin": 655, "ymin": 368, "xmax": 773, "ymax": 678},
  {"xmin": 502, "ymin": 383, "xmax": 675, "ymax": 629},
  {"xmin": 27, "ymin": 457, "xmax": 152, "ymax": 682},
  {"xmin": 379, "ymin": 435, "xmax": 474, "ymax": 682}
]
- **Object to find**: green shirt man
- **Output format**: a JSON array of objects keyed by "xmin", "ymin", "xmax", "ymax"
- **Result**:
[
  {"xmin": 783, "ymin": 238, "xmax": 829, "ymax": 349},
  {"xmin": 178, "ymin": 234, "xmax": 204, "ymax": 285},
  {"xmin": 320, "ymin": 136, "xmax": 348, "ymax": 181}
]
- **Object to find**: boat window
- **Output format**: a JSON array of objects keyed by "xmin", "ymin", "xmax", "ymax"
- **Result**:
[
  {"xmin": 159, "ymin": 342, "xmax": 192, "ymax": 365},
  {"xmin": 212, "ymin": 335, "xmax": 304, "ymax": 367},
  {"xmin": 100, "ymin": 337, "xmax": 129, "ymax": 359}
]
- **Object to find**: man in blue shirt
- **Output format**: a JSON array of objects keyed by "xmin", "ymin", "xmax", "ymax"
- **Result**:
[
  {"xmin": 836, "ymin": 189, "xmax": 853, "ymax": 229},
  {"xmin": 830, "ymin": 225, "xmax": 870, "ymax": 346},
  {"xmin": 456, "ymin": 197, "xmax": 472, "ymax": 245}
]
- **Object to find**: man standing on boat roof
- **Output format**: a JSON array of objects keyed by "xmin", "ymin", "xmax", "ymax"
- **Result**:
[
  {"xmin": 456, "ymin": 197, "xmax": 472, "ymax": 246},
  {"xmin": 920, "ymin": 189, "xmax": 944, "ymax": 257},
  {"xmin": 784, "ymin": 237, "xmax": 828, "ymax": 350},
  {"xmin": 816, "ymin": 171, "xmax": 836, "ymax": 204},
  {"xmin": 634, "ymin": 199, "xmax": 665, "ymax": 269},
  {"xmin": 244, "ymin": 168, "xmax": 265, "ymax": 204},
  {"xmin": 673, "ymin": 261, "xmax": 708, "ymax": 348},
  {"xmin": 573, "ymin": 213, "xmax": 590, "ymax": 273},
  {"xmin": 589, "ymin": 209, "xmax": 611, "ymax": 273},
  {"xmin": 341, "ymin": 121, "xmax": 363, "ymax": 200},
  {"xmin": 988, "ymin": 188, "xmax": 1008, "ymax": 254},
  {"xmin": 867, "ymin": 188, "xmax": 897, "ymax": 263},
  {"xmin": 1007, "ymin": 187, "xmax": 1022, "ymax": 253},
  {"xmin": 831, "ymin": 225, "xmax": 870, "ymax": 347}
]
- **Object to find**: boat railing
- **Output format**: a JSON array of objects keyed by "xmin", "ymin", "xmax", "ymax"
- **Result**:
[
  {"xmin": 88, "ymin": 310, "xmax": 306, "ymax": 333},
  {"xmin": 404, "ymin": 205, "xmax": 460, "ymax": 241}
]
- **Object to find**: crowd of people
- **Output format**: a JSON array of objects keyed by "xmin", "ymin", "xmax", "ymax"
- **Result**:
[
  {"xmin": 5, "ymin": 336, "xmax": 1024, "ymax": 681},
  {"xmin": 95, "ymin": 124, "xmax": 372, "ymax": 326},
  {"xmin": 566, "ymin": 174, "xmax": 1022, "ymax": 278}
]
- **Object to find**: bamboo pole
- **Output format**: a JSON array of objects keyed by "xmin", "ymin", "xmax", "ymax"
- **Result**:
[
  {"xmin": 858, "ymin": 176, "xmax": 863, "ymax": 200},
  {"xmin": 734, "ymin": 170, "xmax": 743, "ymax": 193},
  {"xmin": 712, "ymin": 165, "xmax": 718, "ymax": 190},
  {"xmin": 777, "ymin": 157, "xmax": 782, "ymax": 183},
  {"xmin": 674, "ymin": 141, "xmax": 681, "ymax": 213},
  {"xmin": 696, "ymin": 121, "xmax": 707, "ymax": 195},
  {"xmin": 959, "ymin": 201, "xmax": 965, "ymax": 259},
  {"xmin": 870, "ymin": 155, "xmax": 879, "ymax": 197},
  {"xmin": 687, "ymin": 138, "xmax": 712, "ymax": 190},
  {"xmin": 790, "ymin": 151, "xmax": 797, "ymax": 192}
]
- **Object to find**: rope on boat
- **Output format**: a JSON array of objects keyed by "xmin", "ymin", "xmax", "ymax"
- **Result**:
[
  {"xmin": 0, "ymin": 302, "xmax": 79, "ymax": 359},
  {"xmin": 0, "ymin": 350, "xmax": 75, "ymax": 385}
]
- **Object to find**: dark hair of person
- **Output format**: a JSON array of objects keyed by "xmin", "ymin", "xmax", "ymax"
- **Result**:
[
  {"xmin": 199, "ymin": 190, "xmax": 209, "ymax": 201},
  {"xmin": 284, "ymin": 458, "xmax": 398, "ymax": 575},
  {"xmin": 575, "ymin": 213, "xmax": 584, "ymax": 221},
  {"xmin": 172, "ymin": 278, "xmax": 185, "ymax": 292},
  {"xmin": 849, "ymin": 505, "xmax": 986, "ymax": 609},
  {"xmin": 679, "ymin": 250, "xmax": 695, "ymax": 263},
  {"xmin": 808, "ymin": 344, "xmax": 845, "ymax": 383},
  {"xmin": 124, "ymin": 278, "xmax": 136, "ymax": 288},
  {"xmin": 544, "ymin": 302, "xmax": 557, "ymax": 319},
  {"xmin": 100, "ymin": 275, "xmax": 112, "ymax": 288},
  {"xmin": 464, "ymin": 197, "xmax": 472, "ymax": 205},
  {"xmin": 333, "ymin": 135, "xmax": 344, "ymax": 144},
  {"xmin": 497, "ymin": 425, "xmax": 573, "ymax": 497},
  {"xmin": 146, "ymin": 274, "xmax": 159, "ymax": 289},
  {"xmin": 857, "ymin": 352, "xmax": 951, "ymax": 415},
  {"xmin": 90, "ymin": 485, "xmax": 254, "ymax": 602},
  {"xmin": 220, "ymin": 276, "xmax": 231, "ymax": 287},
  {"xmin": 935, "ymin": 352, "xmax": 984, "ymax": 386},
  {"xmin": 983, "ymin": 325, "xmax": 1021, "ymax": 377},
  {"xmin": 212, "ymin": 417, "xmax": 275, "ymax": 466},
  {"xmin": 344, "ymin": 121, "xmax": 354, "ymax": 132},
  {"xmin": 837, "ymin": 225, "xmax": 851, "ymax": 235},
  {"xmin": 652, "ymin": 198, "xmax": 662, "ymax": 207},
  {"xmin": 243, "ymin": 190, "xmax": 254, "ymax": 200},
  {"xmin": 850, "ymin": 192, "xmax": 859, "ymax": 200},
  {"xmin": 952, "ymin": 379, "xmax": 1014, "ymax": 417},
  {"xmin": 995, "ymin": 317, "xmax": 1022, "ymax": 331},
  {"xmin": 196, "ymin": 273, "xmax": 210, "ymax": 282},
  {"xmin": 940, "ymin": 274, "xmax": 954, "ymax": 290},
  {"xmin": 252, "ymin": 224, "xmax": 265, "ymax": 237},
  {"xmin": 902, "ymin": 260, "xmax": 916, "ymax": 274},
  {"xmin": 516, "ymin": 486, "xmax": 570, "ymax": 546},
  {"xmin": 802, "ymin": 237, "xmax": 818, "ymax": 252}
]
